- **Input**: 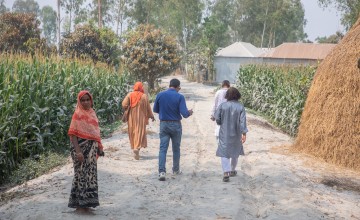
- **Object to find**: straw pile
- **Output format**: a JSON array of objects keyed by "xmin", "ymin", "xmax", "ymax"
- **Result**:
[{"xmin": 292, "ymin": 17, "xmax": 360, "ymax": 171}]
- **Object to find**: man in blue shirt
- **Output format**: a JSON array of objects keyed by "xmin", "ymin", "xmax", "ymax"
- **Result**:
[{"xmin": 153, "ymin": 78, "xmax": 193, "ymax": 181}]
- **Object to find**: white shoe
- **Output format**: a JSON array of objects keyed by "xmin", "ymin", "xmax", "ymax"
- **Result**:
[{"xmin": 158, "ymin": 172, "xmax": 166, "ymax": 181}]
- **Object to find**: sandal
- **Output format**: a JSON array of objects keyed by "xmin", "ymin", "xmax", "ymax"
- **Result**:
[
  {"xmin": 230, "ymin": 170, "xmax": 237, "ymax": 177},
  {"xmin": 222, "ymin": 172, "xmax": 230, "ymax": 182}
]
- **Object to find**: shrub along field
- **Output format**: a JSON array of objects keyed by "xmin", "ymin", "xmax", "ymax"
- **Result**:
[
  {"xmin": 0, "ymin": 54, "xmax": 128, "ymax": 184},
  {"xmin": 236, "ymin": 64, "xmax": 316, "ymax": 136}
]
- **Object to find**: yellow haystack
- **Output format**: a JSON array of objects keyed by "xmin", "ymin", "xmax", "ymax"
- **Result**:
[{"xmin": 293, "ymin": 17, "xmax": 360, "ymax": 171}]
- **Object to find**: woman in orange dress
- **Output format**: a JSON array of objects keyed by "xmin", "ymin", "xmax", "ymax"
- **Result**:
[{"xmin": 122, "ymin": 82, "xmax": 155, "ymax": 160}]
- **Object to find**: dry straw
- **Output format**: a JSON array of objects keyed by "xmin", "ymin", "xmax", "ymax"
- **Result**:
[{"xmin": 292, "ymin": 17, "xmax": 360, "ymax": 171}]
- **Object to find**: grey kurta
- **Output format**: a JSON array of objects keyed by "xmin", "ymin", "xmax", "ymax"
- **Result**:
[{"xmin": 215, "ymin": 100, "xmax": 248, "ymax": 158}]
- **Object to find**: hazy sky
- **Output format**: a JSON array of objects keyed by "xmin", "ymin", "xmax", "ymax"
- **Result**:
[{"xmin": 4, "ymin": 0, "xmax": 345, "ymax": 42}]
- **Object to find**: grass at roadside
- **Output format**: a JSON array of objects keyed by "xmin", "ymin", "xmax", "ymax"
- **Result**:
[{"xmin": 1, "ymin": 120, "xmax": 122, "ymax": 190}]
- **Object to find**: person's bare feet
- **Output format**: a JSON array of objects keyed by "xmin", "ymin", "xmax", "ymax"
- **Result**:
[
  {"xmin": 133, "ymin": 149, "xmax": 140, "ymax": 160},
  {"xmin": 75, "ymin": 207, "xmax": 96, "ymax": 215},
  {"xmin": 75, "ymin": 208, "xmax": 87, "ymax": 213}
]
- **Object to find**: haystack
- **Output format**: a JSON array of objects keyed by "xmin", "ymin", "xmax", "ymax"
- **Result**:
[{"xmin": 292, "ymin": 17, "xmax": 360, "ymax": 171}]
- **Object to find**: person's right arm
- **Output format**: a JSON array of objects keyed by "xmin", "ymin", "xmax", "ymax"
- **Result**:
[
  {"xmin": 153, "ymin": 94, "xmax": 159, "ymax": 113},
  {"xmin": 215, "ymin": 104, "xmax": 222, "ymax": 125},
  {"xmin": 122, "ymin": 93, "xmax": 130, "ymax": 109},
  {"xmin": 211, "ymin": 91, "xmax": 220, "ymax": 120},
  {"xmin": 70, "ymin": 135, "xmax": 84, "ymax": 162}
]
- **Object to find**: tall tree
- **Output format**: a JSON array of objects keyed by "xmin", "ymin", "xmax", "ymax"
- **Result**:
[
  {"xmin": 232, "ymin": 0, "xmax": 306, "ymax": 47},
  {"xmin": 60, "ymin": 0, "xmax": 85, "ymax": 33},
  {"xmin": 0, "ymin": 0, "xmax": 9, "ymax": 14},
  {"xmin": 12, "ymin": 0, "xmax": 40, "ymax": 16},
  {"xmin": 317, "ymin": 0, "xmax": 360, "ymax": 30},
  {"xmin": 112, "ymin": 0, "xmax": 129, "ymax": 36},
  {"xmin": 90, "ymin": 0, "xmax": 115, "ymax": 27},
  {"xmin": 41, "ymin": 6, "xmax": 57, "ymax": 45}
]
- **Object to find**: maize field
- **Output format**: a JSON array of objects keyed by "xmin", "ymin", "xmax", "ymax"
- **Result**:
[
  {"xmin": 0, "ymin": 55, "xmax": 128, "ymax": 182},
  {"xmin": 236, "ymin": 64, "xmax": 316, "ymax": 136}
]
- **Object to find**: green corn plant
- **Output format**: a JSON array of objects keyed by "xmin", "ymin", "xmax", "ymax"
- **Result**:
[
  {"xmin": 0, "ymin": 54, "xmax": 129, "ymax": 183},
  {"xmin": 236, "ymin": 64, "xmax": 316, "ymax": 136}
]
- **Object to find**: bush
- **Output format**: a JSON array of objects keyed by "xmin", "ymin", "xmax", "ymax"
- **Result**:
[
  {"xmin": 60, "ymin": 24, "xmax": 121, "ymax": 66},
  {"xmin": 122, "ymin": 24, "xmax": 181, "ymax": 90}
]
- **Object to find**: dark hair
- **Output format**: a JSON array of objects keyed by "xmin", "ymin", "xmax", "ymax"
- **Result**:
[
  {"xmin": 225, "ymin": 87, "xmax": 241, "ymax": 101},
  {"xmin": 169, "ymin": 78, "xmax": 180, "ymax": 88},
  {"xmin": 358, "ymin": 58, "xmax": 360, "ymax": 69},
  {"xmin": 221, "ymin": 80, "xmax": 230, "ymax": 88}
]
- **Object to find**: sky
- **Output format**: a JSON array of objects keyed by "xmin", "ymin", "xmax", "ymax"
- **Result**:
[{"xmin": 4, "ymin": 0, "xmax": 345, "ymax": 42}]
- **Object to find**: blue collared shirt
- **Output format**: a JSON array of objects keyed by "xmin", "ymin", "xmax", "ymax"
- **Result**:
[{"xmin": 153, "ymin": 88, "xmax": 190, "ymax": 121}]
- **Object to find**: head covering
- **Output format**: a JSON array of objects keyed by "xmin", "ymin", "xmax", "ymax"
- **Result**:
[
  {"xmin": 68, "ymin": 90, "xmax": 103, "ymax": 150},
  {"xmin": 129, "ymin": 82, "xmax": 144, "ymax": 108}
]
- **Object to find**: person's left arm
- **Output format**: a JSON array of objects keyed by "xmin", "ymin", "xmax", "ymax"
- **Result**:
[
  {"xmin": 153, "ymin": 94, "xmax": 160, "ymax": 114},
  {"xmin": 179, "ymin": 95, "xmax": 192, "ymax": 118}
]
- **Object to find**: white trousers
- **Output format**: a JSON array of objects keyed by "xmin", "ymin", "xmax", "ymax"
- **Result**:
[{"xmin": 221, "ymin": 157, "xmax": 238, "ymax": 173}]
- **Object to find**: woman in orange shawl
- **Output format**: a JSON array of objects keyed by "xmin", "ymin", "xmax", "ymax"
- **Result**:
[
  {"xmin": 68, "ymin": 90, "xmax": 104, "ymax": 212},
  {"xmin": 122, "ymin": 82, "xmax": 155, "ymax": 160}
]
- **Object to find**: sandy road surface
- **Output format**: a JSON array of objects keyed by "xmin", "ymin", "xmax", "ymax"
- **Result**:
[{"xmin": 1, "ymin": 75, "xmax": 359, "ymax": 220}]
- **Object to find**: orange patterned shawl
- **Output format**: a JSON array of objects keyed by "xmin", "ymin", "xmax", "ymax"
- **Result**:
[
  {"xmin": 68, "ymin": 90, "xmax": 103, "ymax": 150},
  {"xmin": 129, "ymin": 82, "xmax": 144, "ymax": 108}
]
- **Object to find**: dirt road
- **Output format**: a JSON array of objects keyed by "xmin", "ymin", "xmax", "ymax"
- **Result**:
[{"xmin": 1, "ymin": 75, "xmax": 359, "ymax": 220}]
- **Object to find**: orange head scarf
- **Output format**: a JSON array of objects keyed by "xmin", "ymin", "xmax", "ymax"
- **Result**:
[
  {"xmin": 68, "ymin": 90, "xmax": 103, "ymax": 150},
  {"xmin": 129, "ymin": 82, "xmax": 144, "ymax": 108}
]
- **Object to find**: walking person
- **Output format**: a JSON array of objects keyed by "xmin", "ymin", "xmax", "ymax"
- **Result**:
[
  {"xmin": 122, "ymin": 82, "xmax": 155, "ymax": 160},
  {"xmin": 210, "ymin": 80, "xmax": 230, "ymax": 139},
  {"xmin": 153, "ymin": 78, "xmax": 193, "ymax": 181},
  {"xmin": 68, "ymin": 90, "xmax": 104, "ymax": 212},
  {"xmin": 214, "ymin": 87, "xmax": 248, "ymax": 182}
]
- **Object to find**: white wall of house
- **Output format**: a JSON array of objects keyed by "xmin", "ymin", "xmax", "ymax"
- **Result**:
[{"xmin": 214, "ymin": 57, "xmax": 262, "ymax": 83}]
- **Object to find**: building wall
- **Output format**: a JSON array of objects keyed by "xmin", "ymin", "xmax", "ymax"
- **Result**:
[{"xmin": 214, "ymin": 57, "xmax": 262, "ymax": 83}]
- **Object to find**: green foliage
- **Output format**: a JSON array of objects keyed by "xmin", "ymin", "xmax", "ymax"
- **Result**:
[
  {"xmin": 12, "ymin": 0, "xmax": 40, "ymax": 16},
  {"xmin": 315, "ymin": 31, "xmax": 344, "ymax": 43},
  {"xmin": 0, "ymin": 55, "xmax": 128, "ymax": 184},
  {"xmin": 61, "ymin": 0, "xmax": 86, "ymax": 32},
  {"xmin": 318, "ymin": 0, "xmax": 360, "ymax": 30},
  {"xmin": 40, "ymin": 6, "xmax": 57, "ymax": 45},
  {"xmin": 122, "ymin": 24, "xmax": 181, "ymax": 89},
  {"xmin": 0, "ymin": 13, "xmax": 41, "ymax": 52},
  {"xmin": 60, "ymin": 24, "xmax": 121, "ymax": 66},
  {"xmin": 90, "ymin": 0, "xmax": 115, "ymax": 27},
  {"xmin": 236, "ymin": 64, "xmax": 316, "ymax": 136},
  {"xmin": 8, "ymin": 152, "xmax": 67, "ymax": 185},
  {"xmin": 0, "ymin": 0, "xmax": 9, "ymax": 14},
  {"xmin": 233, "ymin": 0, "xmax": 307, "ymax": 47}
]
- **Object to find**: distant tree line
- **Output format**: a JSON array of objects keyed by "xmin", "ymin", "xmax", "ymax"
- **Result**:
[{"xmin": 0, "ymin": 0, "xmax": 358, "ymax": 83}]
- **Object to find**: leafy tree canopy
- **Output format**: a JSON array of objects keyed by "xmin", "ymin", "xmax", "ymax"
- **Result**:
[
  {"xmin": 60, "ymin": 24, "xmax": 120, "ymax": 66},
  {"xmin": 315, "ymin": 31, "xmax": 344, "ymax": 43},
  {"xmin": 233, "ymin": 0, "xmax": 307, "ymax": 47},
  {"xmin": 122, "ymin": 24, "xmax": 181, "ymax": 89},
  {"xmin": 40, "ymin": 6, "xmax": 57, "ymax": 45},
  {"xmin": 12, "ymin": 0, "xmax": 40, "ymax": 16},
  {"xmin": 0, "ymin": 12, "xmax": 41, "ymax": 52},
  {"xmin": 0, "ymin": 0, "xmax": 9, "ymax": 14},
  {"xmin": 317, "ymin": 0, "xmax": 360, "ymax": 30}
]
